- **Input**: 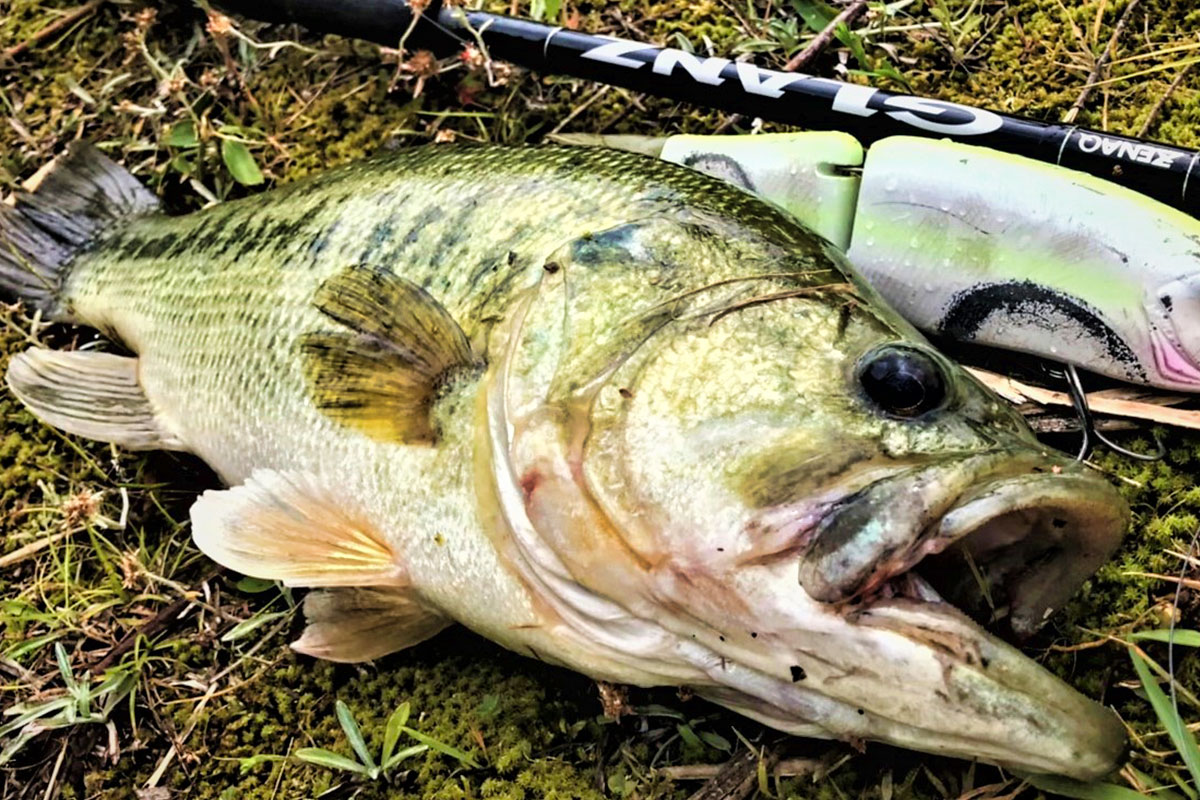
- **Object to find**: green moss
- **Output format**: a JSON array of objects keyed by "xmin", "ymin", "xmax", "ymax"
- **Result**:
[{"xmin": 4, "ymin": 0, "xmax": 1200, "ymax": 797}]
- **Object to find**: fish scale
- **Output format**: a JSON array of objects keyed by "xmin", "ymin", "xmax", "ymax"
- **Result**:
[
  {"xmin": 62, "ymin": 148, "xmax": 681, "ymax": 472},
  {"xmin": 1, "ymin": 142, "xmax": 1132, "ymax": 779}
]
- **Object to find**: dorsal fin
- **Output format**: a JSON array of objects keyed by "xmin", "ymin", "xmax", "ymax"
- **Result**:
[{"xmin": 301, "ymin": 265, "xmax": 478, "ymax": 445}]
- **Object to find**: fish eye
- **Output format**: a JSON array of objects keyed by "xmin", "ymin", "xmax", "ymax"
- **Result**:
[{"xmin": 857, "ymin": 345, "xmax": 947, "ymax": 419}]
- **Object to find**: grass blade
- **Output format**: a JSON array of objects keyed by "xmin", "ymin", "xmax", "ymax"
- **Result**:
[
  {"xmin": 1128, "ymin": 629, "xmax": 1200, "ymax": 647},
  {"xmin": 382, "ymin": 744, "xmax": 429, "ymax": 771},
  {"xmin": 0, "ymin": 698, "xmax": 73, "ymax": 738},
  {"xmin": 1024, "ymin": 772, "xmax": 1174, "ymax": 799},
  {"xmin": 53, "ymin": 643, "xmax": 76, "ymax": 690},
  {"xmin": 220, "ymin": 610, "xmax": 289, "ymax": 643},
  {"xmin": 335, "ymin": 700, "xmax": 376, "ymax": 772},
  {"xmin": 294, "ymin": 747, "xmax": 367, "ymax": 775},
  {"xmin": 381, "ymin": 702, "xmax": 410, "ymax": 767},
  {"xmin": 1128, "ymin": 647, "xmax": 1200, "ymax": 789},
  {"xmin": 401, "ymin": 726, "xmax": 480, "ymax": 768}
]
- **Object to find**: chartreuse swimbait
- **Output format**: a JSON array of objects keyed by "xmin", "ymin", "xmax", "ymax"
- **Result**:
[
  {"xmin": 1, "ymin": 143, "xmax": 1128, "ymax": 779},
  {"xmin": 570, "ymin": 131, "xmax": 1200, "ymax": 392}
]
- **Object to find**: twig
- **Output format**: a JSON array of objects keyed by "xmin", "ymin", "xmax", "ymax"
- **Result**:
[
  {"xmin": 716, "ymin": 0, "xmax": 869, "ymax": 133},
  {"xmin": 1063, "ymin": 0, "xmax": 1140, "ymax": 124},
  {"xmin": 783, "ymin": 0, "xmax": 870, "ymax": 72},
  {"xmin": 1136, "ymin": 60, "xmax": 1194, "ymax": 137},
  {"xmin": 0, "ymin": 530, "xmax": 74, "ymax": 569},
  {"xmin": 967, "ymin": 367, "xmax": 1200, "ymax": 431},
  {"xmin": 2, "ymin": 0, "xmax": 105, "ymax": 60},
  {"xmin": 145, "ymin": 679, "xmax": 220, "ymax": 788},
  {"xmin": 549, "ymin": 85, "xmax": 613, "ymax": 136},
  {"xmin": 90, "ymin": 569, "xmax": 222, "ymax": 674},
  {"xmin": 662, "ymin": 758, "xmax": 819, "ymax": 781},
  {"xmin": 685, "ymin": 747, "xmax": 780, "ymax": 800},
  {"xmin": 42, "ymin": 739, "xmax": 69, "ymax": 800},
  {"xmin": 1123, "ymin": 571, "xmax": 1200, "ymax": 590}
]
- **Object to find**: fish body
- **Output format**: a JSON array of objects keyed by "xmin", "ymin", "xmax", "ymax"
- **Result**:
[{"xmin": 2, "ymin": 143, "xmax": 1129, "ymax": 778}]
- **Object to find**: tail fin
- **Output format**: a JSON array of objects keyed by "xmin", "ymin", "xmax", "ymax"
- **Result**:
[{"xmin": 0, "ymin": 142, "xmax": 159, "ymax": 318}]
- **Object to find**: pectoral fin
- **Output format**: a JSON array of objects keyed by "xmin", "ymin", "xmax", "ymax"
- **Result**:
[
  {"xmin": 292, "ymin": 587, "xmax": 450, "ymax": 662},
  {"xmin": 5, "ymin": 348, "xmax": 186, "ymax": 451},
  {"xmin": 301, "ymin": 265, "xmax": 480, "ymax": 445},
  {"xmin": 189, "ymin": 469, "xmax": 406, "ymax": 588}
]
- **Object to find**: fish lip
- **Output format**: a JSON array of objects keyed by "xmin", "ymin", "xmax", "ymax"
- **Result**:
[
  {"xmin": 797, "ymin": 453, "xmax": 1129, "ymax": 637},
  {"xmin": 848, "ymin": 598, "xmax": 1128, "ymax": 780},
  {"xmin": 1145, "ymin": 275, "xmax": 1200, "ymax": 387},
  {"xmin": 915, "ymin": 469, "xmax": 1129, "ymax": 636}
]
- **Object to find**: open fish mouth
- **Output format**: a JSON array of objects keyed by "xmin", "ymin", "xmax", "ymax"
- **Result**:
[
  {"xmin": 797, "ymin": 451, "xmax": 1129, "ymax": 637},
  {"xmin": 770, "ymin": 450, "xmax": 1130, "ymax": 778}
]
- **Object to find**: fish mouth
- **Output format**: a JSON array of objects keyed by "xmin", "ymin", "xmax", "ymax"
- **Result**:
[
  {"xmin": 797, "ymin": 452, "xmax": 1129, "ymax": 637},
  {"xmin": 782, "ymin": 450, "xmax": 1130, "ymax": 777},
  {"xmin": 871, "ymin": 470, "xmax": 1128, "ymax": 637}
]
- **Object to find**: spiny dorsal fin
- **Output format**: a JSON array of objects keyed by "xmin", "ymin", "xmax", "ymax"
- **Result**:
[
  {"xmin": 190, "ymin": 469, "xmax": 406, "ymax": 588},
  {"xmin": 5, "ymin": 348, "xmax": 187, "ymax": 451},
  {"xmin": 301, "ymin": 265, "xmax": 478, "ymax": 445},
  {"xmin": 1, "ymin": 142, "xmax": 159, "ymax": 317},
  {"xmin": 292, "ymin": 587, "xmax": 450, "ymax": 663}
]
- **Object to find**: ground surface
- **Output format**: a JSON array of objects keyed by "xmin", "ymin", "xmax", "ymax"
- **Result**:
[{"xmin": 1, "ymin": 0, "xmax": 1199, "ymax": 798}]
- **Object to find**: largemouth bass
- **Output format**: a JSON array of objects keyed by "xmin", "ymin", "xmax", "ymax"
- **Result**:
[{"xmin": 1, "ymin": 143, "xmax": 1129, "ymax": 778}]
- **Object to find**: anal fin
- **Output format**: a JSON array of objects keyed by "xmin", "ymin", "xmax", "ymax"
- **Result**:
[
  {"xmin": 189, "ymin": 469, "xmax": 407, "ymax": 588},
  {"xmin": 5, "ymin": 348, "xmax": 186, "ymax": 451},
  {"xmin": 292, "ymin": 587, "xmax": 450, "ymax": 663}
]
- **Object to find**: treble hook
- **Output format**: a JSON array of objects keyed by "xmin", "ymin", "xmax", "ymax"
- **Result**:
[{"xmin": 1059, "ymin": 363, "xmax": 1166, "ymax": 462}]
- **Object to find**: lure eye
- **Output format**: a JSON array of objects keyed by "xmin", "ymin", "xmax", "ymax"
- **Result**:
[{"xmin": 858, "ymin": 346, "xmax": 947, "ymax": 419}]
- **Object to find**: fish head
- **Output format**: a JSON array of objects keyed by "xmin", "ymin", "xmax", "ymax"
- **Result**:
[{"xmin": 491, "ymin": 212, "xmax": 1129, "ymax": 779}]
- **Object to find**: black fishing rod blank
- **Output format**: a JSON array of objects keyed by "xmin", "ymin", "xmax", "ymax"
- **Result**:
[{"xmin": 216, "ymin": 0, "xmax": 1200, "ymax": 218}]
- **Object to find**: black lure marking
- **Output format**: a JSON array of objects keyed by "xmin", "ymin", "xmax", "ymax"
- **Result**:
[
  {"xmin": 938, "ymin": 280, "xmax": 1146, "ymax": 382},
  {"xmin": 681, "ymin": 152, "xmax": 758, "ymax": 193}
]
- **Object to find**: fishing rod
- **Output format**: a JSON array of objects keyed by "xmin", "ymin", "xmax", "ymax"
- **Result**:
[{"xmin": 216, "ymin": 0, "xmax": 1200, "ymax": 218}]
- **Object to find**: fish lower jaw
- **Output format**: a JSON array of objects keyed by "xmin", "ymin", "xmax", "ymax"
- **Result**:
[{"xmin": 691, "ymin": 634, "xmax": 1124, "ymax": 781}]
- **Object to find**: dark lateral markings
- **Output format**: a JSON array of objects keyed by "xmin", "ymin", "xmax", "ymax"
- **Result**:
[{"xmin": 938, "ymin": 280, "xmax": 1146, "ymax": 382}]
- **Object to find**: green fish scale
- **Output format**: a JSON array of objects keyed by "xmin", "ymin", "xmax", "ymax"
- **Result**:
[{"xmin": 60, "ymin": 145, "xmax": 822, "ymax": 483}]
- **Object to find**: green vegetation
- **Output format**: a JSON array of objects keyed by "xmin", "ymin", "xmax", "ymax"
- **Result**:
[{"xmin": 2, "ymin": 0, "xmax": 1199, "ymax": 797}]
